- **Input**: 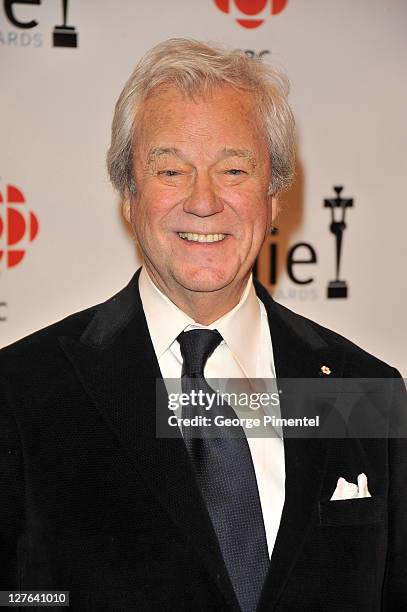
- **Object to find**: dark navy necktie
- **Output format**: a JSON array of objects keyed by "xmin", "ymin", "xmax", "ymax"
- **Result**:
[{"xmin": 177, "ymin": 329, "xmax": 270, "ymax": 612}]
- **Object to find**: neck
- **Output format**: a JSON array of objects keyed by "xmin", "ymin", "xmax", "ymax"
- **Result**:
[{"xmin": 144, "ymin": 267, "xmax": 250, "ymax": 325}]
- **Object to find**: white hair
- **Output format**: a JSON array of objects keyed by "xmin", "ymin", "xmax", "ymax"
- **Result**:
[{"xmin": 107, "ymin": 38, "xmax": 295, "ymax": 198}]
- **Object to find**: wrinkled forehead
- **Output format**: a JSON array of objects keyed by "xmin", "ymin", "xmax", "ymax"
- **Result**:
[
  {"xmin": 140, "ymin": 80, "xmax": 263, "ymax": 120},
  {"xmin": 134, "ymin": 82, "xmax": 268, "ymax": 154}
]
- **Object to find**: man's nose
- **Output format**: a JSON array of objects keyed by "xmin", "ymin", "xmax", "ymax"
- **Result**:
[{"xmin": 183, "ymin": 174, "xmax": 224, "ymax": 216}]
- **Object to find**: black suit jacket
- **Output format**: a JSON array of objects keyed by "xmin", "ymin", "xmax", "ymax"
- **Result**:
[{"xmin": 1, "ymin": 269, "xmax": 406, "ymax": 611}]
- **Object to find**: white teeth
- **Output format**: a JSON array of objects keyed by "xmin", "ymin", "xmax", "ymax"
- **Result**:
[{"xmin": 178, "ymin": 232, "xmax": 226, "ymax": 243}]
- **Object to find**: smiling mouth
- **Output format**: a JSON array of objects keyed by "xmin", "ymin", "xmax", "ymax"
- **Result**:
[{"xmin": 178, "ymin": 232, "xmax": 227, "ymax": 243}]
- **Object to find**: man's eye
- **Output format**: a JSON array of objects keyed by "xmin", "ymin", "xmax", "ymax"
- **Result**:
[
  {"xmin": 226, "ymin": 169, "xmax": 245, "ymax": 175},
  {"xmin": 159, "ymin": 170, "xmax": 180, "ymax": 177}
]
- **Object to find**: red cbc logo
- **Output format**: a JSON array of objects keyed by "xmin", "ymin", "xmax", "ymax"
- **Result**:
[
  {"xmin": 0, "ymin": 184, "xmax": 39, "ymax": 268},
  {"xmin": 214, "ymin": 0, "xmax": 288, "ymax": 28}
]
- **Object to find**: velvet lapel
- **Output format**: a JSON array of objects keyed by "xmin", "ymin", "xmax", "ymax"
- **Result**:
[
  {"xmin": 59, "ymin": 270, "xmax": 240, "ymax": 611},
  {"xmin": 254, "ymin": 280, "xmax": 345, "ymax": 611}
]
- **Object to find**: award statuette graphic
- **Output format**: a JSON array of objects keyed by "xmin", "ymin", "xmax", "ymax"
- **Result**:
[
  {"xmin": 324, "ymin": 186, "xmax": 353, "ymax": 298},
  {"xmin": 53, "ymin": 0, "xmax": 78, "ymax": 48}
]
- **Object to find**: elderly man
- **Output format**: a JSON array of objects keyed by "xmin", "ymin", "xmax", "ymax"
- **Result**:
[{"xmin": 1, "ymin": 39, "xmax": 406, "ymax": 611}]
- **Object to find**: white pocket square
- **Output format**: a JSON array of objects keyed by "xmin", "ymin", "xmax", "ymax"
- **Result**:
[{"xmin": 330, "ymin": 473, "xmax": 372, "ymax": 501}]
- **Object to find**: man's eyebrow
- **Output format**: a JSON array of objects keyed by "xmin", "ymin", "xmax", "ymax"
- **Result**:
[
  {"xmin": 147, "ymin": 147, "xmax": 184, "ymax": 165},
  {"xmin": 146, "ymin": 146, "xmax": 257, "ymax": 166},
  {"xmin": 218, "ymin": 148, "xmax": 257, "ymax": 166}
]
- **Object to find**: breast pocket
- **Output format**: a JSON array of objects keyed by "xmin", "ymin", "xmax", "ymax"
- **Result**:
[{"xmin": 318, "ymin": 496, "xmax": 385, "ymax": 527}]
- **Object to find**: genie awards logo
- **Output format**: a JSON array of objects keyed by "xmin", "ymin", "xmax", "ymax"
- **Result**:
[
  {"xmin": 214, "ymin": 0, "xmax": 288, "ymax": 29},
  {"xmin": 324, "ymin": 186, "xmax": 353, "ymax": 298},
  {"xmin": 255, "ymin": 185, "xmax": 354, "ymax": 302},
  {"xmin": 1, "ymin": 0, "xmax": 78, "ymax": 48},
  {"xmin": 0, "ymin": 183, "xmax": 39, "ymax": 269}
]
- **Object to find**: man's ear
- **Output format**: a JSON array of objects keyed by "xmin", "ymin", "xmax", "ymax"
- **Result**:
[
  {"xmin": 268, "ymin": 195, "xmax": 279, "ymax": 233},
  {"xmin": 271, "ymin": 196, "xmax": 279, "ymax": 222},
  {"xmin": 122, "ymin": 198, "xmax": 131, "ymax": 224}
]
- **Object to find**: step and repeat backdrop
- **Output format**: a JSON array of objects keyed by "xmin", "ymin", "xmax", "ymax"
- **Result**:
[{"xmin": 1, "ymin": 0, "xmax": 406, "ymax": 373}]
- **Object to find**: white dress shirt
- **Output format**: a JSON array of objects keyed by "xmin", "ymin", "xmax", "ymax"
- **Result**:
[{"xmin": 139, "ymin": 266, "xmax": 285, "ymax": 558}]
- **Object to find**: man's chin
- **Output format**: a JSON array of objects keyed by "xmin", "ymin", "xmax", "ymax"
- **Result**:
[{"xmin": 174, "ymin": 268, "xmax": 236, "ymax": 294}]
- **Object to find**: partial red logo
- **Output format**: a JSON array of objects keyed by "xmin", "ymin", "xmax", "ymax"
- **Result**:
[
  {"xmin": 214, "ymin": 0, "xmax": 288, "ymax": 28},
  {"xmin": 0, "ymin": 184, "xmax": 39, "ymax": 268}
]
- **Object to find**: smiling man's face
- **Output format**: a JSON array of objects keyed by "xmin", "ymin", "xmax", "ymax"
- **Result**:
[{"xmin": 124, "ymin": 83, "xmax": 276, "ymax": 305}]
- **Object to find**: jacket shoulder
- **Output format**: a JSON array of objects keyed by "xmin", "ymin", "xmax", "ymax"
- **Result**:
[
  {"xmin": 0, "ymin": 272, "xmax": 141, "ymax": 381},
  {"xmin": 272, "ymin": 299, "xmax": 398, "ymax": 377}
]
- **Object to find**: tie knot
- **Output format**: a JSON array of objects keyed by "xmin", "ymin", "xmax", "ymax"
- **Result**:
[{"xmin": 177, "ymin": 329, "xmax": 223, "ymax": 377}]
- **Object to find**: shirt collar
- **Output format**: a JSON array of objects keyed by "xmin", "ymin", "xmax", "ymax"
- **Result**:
[{"xmin": 139, "ymin": 266, "xmax": 262, "ymax": 378}]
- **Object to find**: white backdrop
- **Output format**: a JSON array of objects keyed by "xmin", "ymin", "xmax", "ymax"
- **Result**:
[{"xmin": 1, "ymin": 0, "xmax": 406, "ymax": 374}]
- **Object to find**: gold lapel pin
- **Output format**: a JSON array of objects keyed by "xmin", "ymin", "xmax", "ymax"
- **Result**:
[{"xmin": 320, "ymin": 365, "xmax": 331, "ymax": 375}]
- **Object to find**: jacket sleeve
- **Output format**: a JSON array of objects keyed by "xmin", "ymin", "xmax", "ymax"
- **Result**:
[
  {"xmin": 0, "ymin": 376, "xmax": 24, "ymax": 589},
  {"xmin": 382, "ymin": 370, "xmax": 407, "ymax": 608}
]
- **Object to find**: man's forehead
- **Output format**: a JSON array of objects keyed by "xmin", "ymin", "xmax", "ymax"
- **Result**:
[
  {"xmin": 139, "ymin": 82, "xmax": 258, "ymax": 124},
  {"xmin": 135, "ymin": 85, "xmax": 267, "ymax": 165}
]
